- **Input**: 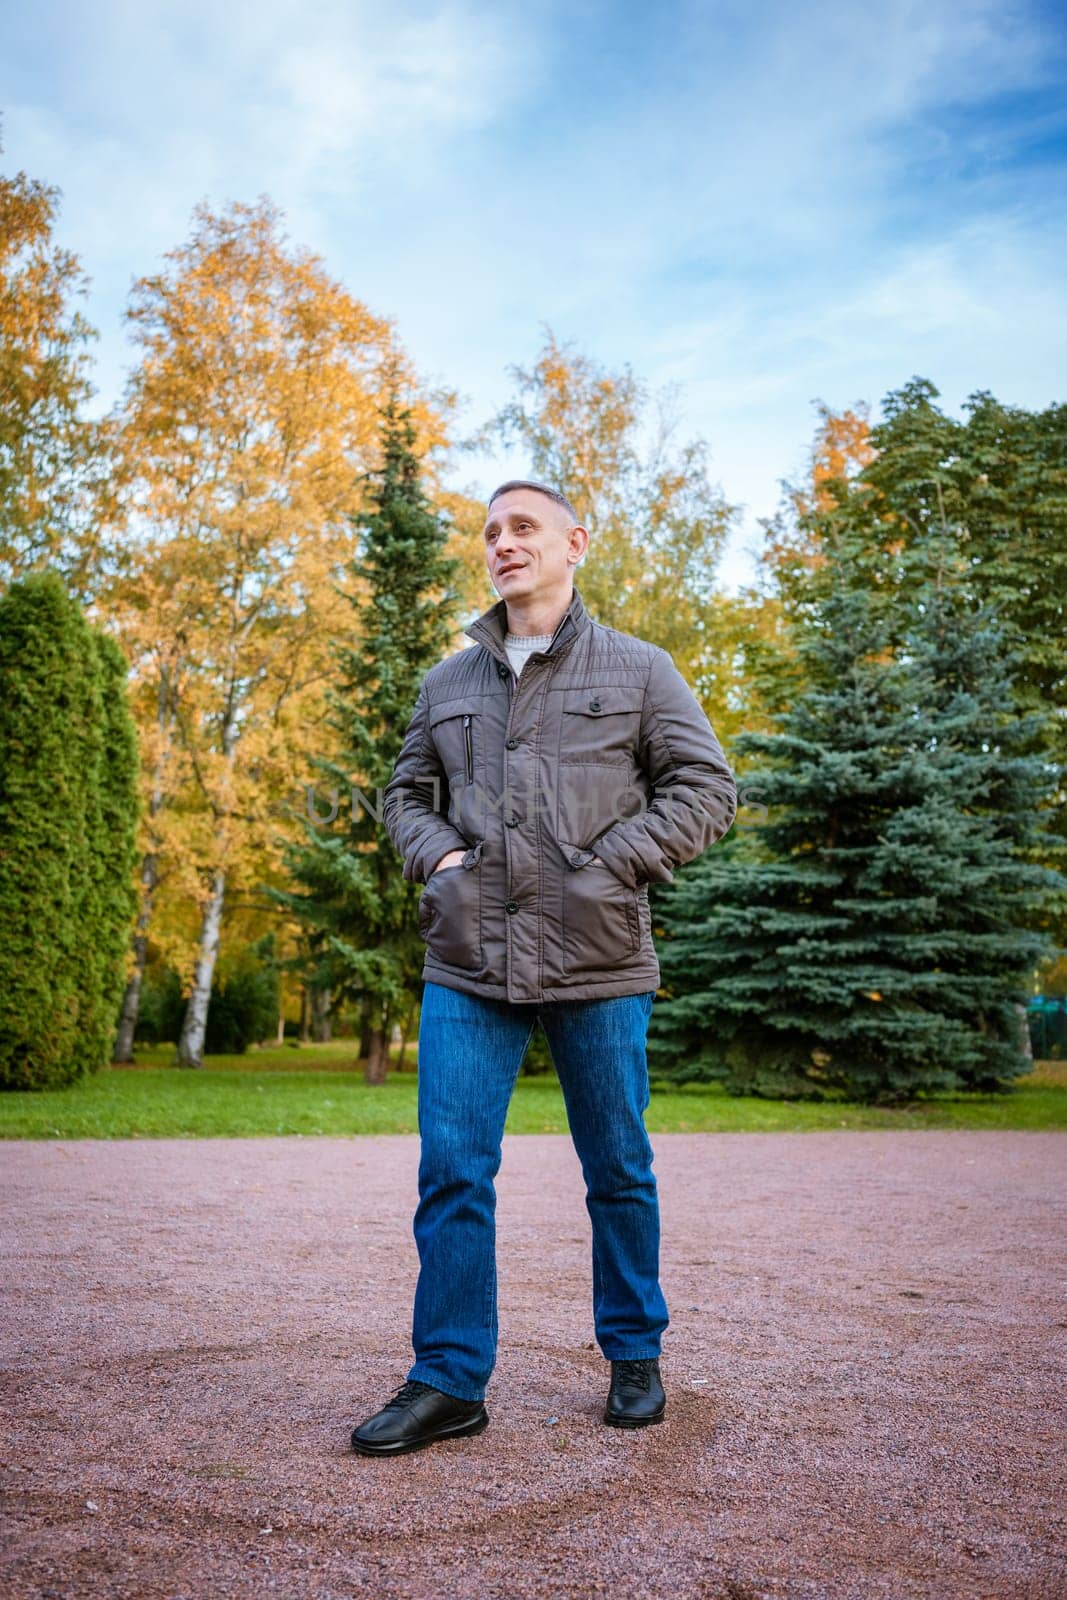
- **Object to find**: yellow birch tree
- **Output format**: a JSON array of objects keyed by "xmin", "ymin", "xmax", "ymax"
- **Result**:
[
  {"xmin": 0, "ymin": 135, "xmax": 112, "ymax": 599},
  {"xmin": 480, "ymin": 327, "xmax": 740, "ymax": 711},
  {"xmin": 103, "ymin": 196, "xmax": 450, "ymax": 1066}
]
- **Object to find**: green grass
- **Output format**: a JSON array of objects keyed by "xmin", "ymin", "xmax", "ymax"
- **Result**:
[{"xmin": 0, "ymin": 1042, "xmax": 1064, "ymax": 1139}]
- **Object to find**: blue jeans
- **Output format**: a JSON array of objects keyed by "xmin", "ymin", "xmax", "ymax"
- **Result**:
[{"xmin": 406, "ymin": 980, "xmax": 670, "ymax": 1402}]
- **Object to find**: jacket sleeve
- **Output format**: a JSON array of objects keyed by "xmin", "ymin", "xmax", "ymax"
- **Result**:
[
  {"xmin": 383, "ymin": 682, "xmax": 472, "ymax": 885},
  {"xmin": 590, "ymin": 648, "xmax": 737, "ymax": 888}
]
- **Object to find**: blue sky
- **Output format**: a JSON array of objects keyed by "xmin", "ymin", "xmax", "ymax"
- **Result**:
[{"xmin": 3, "ymin": 0, "xmax": 1065, "ymax": 591}]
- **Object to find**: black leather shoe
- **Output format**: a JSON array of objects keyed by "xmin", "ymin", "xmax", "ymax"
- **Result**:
[
  {"xmin": 604, "ymin": 1358, "xmax": 666, "ymax": 1428},
  {"xmin": 350, "ymin": 1378, "xmax": 489, "ymax": 1457}
]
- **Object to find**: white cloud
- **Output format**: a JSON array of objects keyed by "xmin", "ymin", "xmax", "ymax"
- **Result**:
[{"xmin": 1, "ymin": 0, "xmax": 1062, "ymax": 599}]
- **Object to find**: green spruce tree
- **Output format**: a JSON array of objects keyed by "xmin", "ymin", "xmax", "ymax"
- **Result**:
[
  {"xmin": 268, "ymin": 395, "xmax": 460, "ymax": 1082},
  {"xmin": 647, "ymin": 518, "xmax": 1062, "ymax": 1103},
  {"xmin": 866, "ymin": 381, "xmax": 1067, "ymax": 946},
  {"xmin": 774, "ymin": 378, "xmax": 1067, "ymax": 943}
]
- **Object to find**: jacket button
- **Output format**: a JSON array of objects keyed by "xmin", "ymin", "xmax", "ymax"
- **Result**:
[
  {"xmin": 505, "ymin": 816, "xmax": 518, "ymax": 827},
  {"xmin": 589, "ymin": 698, "xmax": 601, "ymax": 712},
  {"xmin": 505, "ymin": 899, "xmax": 519, "ymax": 914},
  {"xmin": 497, "ymin": 662, "xmax": 509, "ymax": 678},
  {"xmin": 505, "ymin": 737, "xmax": 519, "ymax": 749}
]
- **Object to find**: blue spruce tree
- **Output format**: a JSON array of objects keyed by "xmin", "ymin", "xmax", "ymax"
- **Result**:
[{"xmin": 648, "ymin": 521, "xmax": 1061, "ymax": 1103}]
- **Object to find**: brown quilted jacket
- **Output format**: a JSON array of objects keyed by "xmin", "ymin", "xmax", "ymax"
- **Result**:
[{"xmin": 382, "ymin": 584, "xmax": 737, "ymax": 1003}]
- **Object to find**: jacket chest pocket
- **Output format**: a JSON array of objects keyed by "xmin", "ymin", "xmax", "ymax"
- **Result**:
[
  {"xmin": 428, "ymin": 698, "xmax": 481, "ymax": 786},
  {"xmin": 558, "ymin": 686, "xmax": 644, "ymax": 766},
  {"xmin": 556, "ymin": 686, "xmax": 646, "ymax": 847}
]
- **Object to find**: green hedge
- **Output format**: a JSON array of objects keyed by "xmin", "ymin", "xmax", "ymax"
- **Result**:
[{"xmin": 0, "ymin": 571, "xmax": 140, "ymax": 1089}]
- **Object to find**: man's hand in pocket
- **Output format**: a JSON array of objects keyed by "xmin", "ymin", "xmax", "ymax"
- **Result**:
[{"xmin": 431, "ymin": 849, "xmax": 466, "ymax": 876}]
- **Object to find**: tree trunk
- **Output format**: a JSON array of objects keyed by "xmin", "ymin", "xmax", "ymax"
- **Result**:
[
  {"xmin": 177, "ymin": 866, "xmax": 226, "ymax": 1068},
  {"xmin": 396, "ymin": 994, "xmax": 417, "ymax": 1071},
  {"xmin": 358, "ymin": 996, "xmax": 373, "ymax": 1060},
  {"xmin": 113, "ymin": 931, "xmax": 147, "ymax": 1063},
  {"xmin": 311, "ymin": 984, "xmax": 333, "ymax": 1042},
  {"xmin": 364, "ymin": 1027, "xmax": 387, "ymax": 1084},
  {"xmin": 276, "ymin": 1007, "xmax": 285, "ymax": 1045},
  {"xmin": 1015, "ymin": 1001, "xmax": 1034, "ymax": 1064},
  {"xmin": 113, "ymin": 853, "xmax": 157, "ymax": 1061},
  {"xmin": 299, "ymin": 984, "xmax": 311, "ymax": 1042},
  {"xmin": 364, "ymin": 999, "xmax": 391, "ymax": 1085}
]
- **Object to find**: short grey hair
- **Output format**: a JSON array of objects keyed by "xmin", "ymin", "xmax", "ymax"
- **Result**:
[{"xmin": 487, "ymin": 479, "xmax": 579, "ymax": 523}]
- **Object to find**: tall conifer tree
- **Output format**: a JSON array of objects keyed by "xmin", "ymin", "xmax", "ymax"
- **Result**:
[
  {"xmin": 647, "ymin": 519, "xmax": 1061, "ymax": 1102},
  {"xmin": 269, "ymin": 395, "xmax": 460, "ymax": 1081},
  {"xmin": 0, "ymin": 572, "xmax": 139, "ymax": 1088},
  {"xmin": 767, "ymin": 378, "xmax": 1067, "ymax": 945}
]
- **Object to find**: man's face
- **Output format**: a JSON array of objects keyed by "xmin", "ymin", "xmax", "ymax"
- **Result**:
[{"xmin": 483, "ymin": 489, "xmax": 588, "ymax": 605}]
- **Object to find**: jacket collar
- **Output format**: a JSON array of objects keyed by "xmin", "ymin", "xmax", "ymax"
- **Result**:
[{"xmin": 463, "ymin": 583, "xmax": 590, "ymax": 668}]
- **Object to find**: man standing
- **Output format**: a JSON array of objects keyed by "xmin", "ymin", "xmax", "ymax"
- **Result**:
[{"xmin": 350, "ymin": 480, "xmax": 736, "ymax": 1456}]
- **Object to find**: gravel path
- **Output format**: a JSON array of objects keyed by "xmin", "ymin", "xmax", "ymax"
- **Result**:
[{"xmin": 1, "ymin": 1132, "xmax": 1064, "ymax": 1600}]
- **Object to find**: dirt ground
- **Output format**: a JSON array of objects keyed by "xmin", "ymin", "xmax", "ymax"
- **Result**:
[{"xmin": 1, "ymin": 1131, "xmax": 1064, "ymax": 1600}]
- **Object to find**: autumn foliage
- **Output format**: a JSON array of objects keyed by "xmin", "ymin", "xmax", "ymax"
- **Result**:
[{"xmin": 1, "ymin": 137, "xmax": 1062, "ymax": 1089}]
